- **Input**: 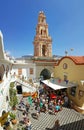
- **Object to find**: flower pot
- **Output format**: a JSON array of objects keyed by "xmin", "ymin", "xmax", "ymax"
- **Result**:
[
  {"xmin": 12, "ymin": 106, "xmax": 16, "ymax": 110},
  {"xmin": 11, "ymin": 119, "xmax": 17, "ymax": 124}
]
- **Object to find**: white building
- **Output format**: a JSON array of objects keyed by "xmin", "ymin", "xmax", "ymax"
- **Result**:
[{"xmin": 0, "ymin": 31, "xmax": 36, "ymax": 116}]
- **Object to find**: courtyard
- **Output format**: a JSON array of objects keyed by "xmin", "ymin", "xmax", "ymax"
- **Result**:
[{"xmin": 12, "ymin": 96, "xmax": 84, "ymax": 130}]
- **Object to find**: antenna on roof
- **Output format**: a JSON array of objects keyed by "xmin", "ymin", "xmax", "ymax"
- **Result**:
[
  {"xmin": 70, "ymin": 48, "xmax": 74, "ymax": 55},
  {"xmin": 65, "ymin": 50, "xmax": 68, "ymax": 56}
]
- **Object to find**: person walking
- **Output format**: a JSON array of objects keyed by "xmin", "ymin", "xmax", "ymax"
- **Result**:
[
  {"xmin": 64, "ymin": 94, "xmax": 69, "ymax": 107},
  {"xmin": 52, "ymin": 119, "xmax": 60, "ymax": 130},
  {"xmin": 36, "ymin": 105, "xmax": 40, "ymax": 120},
  {"xmin": 25, "ymin": 118, "xmax": 32, "ymax": 130},
  {"xmin": 46, "ymin": 119, "xmax": 60, "ymax": 130}
]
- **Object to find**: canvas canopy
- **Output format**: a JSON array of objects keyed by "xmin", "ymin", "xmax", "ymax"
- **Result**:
[{"xmin": 42, "ymin": 79, "xmax": 77, "ymax": 90}]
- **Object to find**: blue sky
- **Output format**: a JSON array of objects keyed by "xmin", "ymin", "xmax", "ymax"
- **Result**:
[{"xmin": 0, "ymin": 0, "xmax": 84, "ymax": 58}]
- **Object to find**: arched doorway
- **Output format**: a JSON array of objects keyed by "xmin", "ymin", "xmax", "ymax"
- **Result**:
[
  {"xmin": 16, "ymin": 85, "xmax": 22, "ymax": 94},
  {"xmin": 40, "ymin": 68, "xmax": 51, "ymax": 80}
]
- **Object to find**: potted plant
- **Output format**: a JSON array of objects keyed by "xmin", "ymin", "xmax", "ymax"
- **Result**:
[{"xmin": 9, "ymin": 112, "xmax": 17, "ymax": 124}]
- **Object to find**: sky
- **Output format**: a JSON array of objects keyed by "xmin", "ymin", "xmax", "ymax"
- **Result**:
[{"xmin": 0, "ymin": 0, "xmax": 84, "ymax": 58}]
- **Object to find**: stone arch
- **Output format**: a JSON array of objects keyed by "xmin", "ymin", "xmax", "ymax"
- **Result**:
[
  {"xmin": 40, "ymin": 68, "xmax": 51, "ymax": 80},
  {"xmin": 0, "ymin": 64, "xmax": 5, "ymax": 81},
  {"xmin": 2, "ymin": 110, "xmax": 6, "ymax": 116}
]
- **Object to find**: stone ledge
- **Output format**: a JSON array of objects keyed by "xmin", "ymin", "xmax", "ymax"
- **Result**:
[{"xmin": 73, "ymin": 104, "xmax": 84, "ymax": 114}]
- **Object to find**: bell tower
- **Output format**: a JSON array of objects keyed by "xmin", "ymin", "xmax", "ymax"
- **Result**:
[{"xmin": 33, "ymin": 11, "xmax": 52, "ymax": 57}]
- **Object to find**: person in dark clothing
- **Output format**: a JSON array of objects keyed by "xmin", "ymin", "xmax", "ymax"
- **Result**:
[
  {"xmin": 26, "ymin": 103, "xmax": 30, "ymax": 112},
  {"xmin": 46, "ymin": 119, "xmax": 60, "ymax": 130}
]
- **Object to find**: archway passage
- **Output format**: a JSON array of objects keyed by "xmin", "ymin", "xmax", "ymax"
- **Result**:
[{"xmin": 40, "ymin": 68, "xmax": 51, "ymax": 80}]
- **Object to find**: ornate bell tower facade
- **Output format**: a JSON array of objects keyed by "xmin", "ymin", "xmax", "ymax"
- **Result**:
[{"xmin": 33, "ymin": 11, "xmax": 52, "ymax": 57}]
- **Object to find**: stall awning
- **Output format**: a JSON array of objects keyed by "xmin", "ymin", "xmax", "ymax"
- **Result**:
[{"xmin": 42, "ymin": 79, "xmax": 77, "ymax": 90}]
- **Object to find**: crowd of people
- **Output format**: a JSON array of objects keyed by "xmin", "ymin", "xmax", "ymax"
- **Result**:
[
  {"xmin": 34, "ymin": 89, "xmax": 69, "ymax": 115},
  {"xmin": 17, "ymin": 87, "xmax": 69, "ymax": 130}
]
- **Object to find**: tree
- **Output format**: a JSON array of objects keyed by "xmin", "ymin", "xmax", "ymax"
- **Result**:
[{"xmin": 9, "ymin": 82, "xmax": 18, "ymax": 109}]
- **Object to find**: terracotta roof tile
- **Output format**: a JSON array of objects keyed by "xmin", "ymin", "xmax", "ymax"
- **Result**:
[
  {"xmin": 68, "ymin": 56, "xmax": 84, "ymax": 64},
  {"xmin": 56, "ymin": 56, "xmax": 84, "ymax": 65}
]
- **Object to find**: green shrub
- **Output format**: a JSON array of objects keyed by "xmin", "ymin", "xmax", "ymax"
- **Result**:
[{"xmin": 9, "ymin": 112, "xmax": 16, "ymax": 120}]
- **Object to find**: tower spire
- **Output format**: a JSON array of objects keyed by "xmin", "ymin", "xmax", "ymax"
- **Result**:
[{"xmin": 33, "ymin": 11, "xmax": 52, "ymax": 57}]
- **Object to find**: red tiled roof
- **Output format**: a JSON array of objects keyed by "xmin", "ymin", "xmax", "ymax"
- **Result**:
[
  {"xmin": 69, "ymin": 56, "xmax": 84, "ymax": 64},
  {"xmin": 56, "ymin": 56, "xmax": 84, "ymax": 65}
]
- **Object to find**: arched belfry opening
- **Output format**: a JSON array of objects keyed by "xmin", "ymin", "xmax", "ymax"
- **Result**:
[
  {"xmin": 42, "ymin": 45, "xmax": 46, "ymax": 56},
  {"xmin": 40, "ymin": 68, "xmax": 51, "ymax": 80},
  {"xmin": 33, "ymin": 11, "xmax": 52, "ymax": 58}
]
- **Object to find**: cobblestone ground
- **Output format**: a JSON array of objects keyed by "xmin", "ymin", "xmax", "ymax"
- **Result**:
[{"xmin": 13, "ymin": 97, "xmax": 84, "ymax": 130}]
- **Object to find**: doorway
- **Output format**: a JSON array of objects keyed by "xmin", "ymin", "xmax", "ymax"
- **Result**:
[
  {"xmin": 16, "ymin": 85, "xmax": 22, "ymax": 94},
  {"xmin": 40, "ymin": 68, "xmax": 51, "ymax": 80}
]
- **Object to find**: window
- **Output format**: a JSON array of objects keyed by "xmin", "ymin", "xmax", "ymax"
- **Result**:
[
  {"xmin": 70, "ymin": 87, "xmax": 76, "ymax": 96},
  {"xmin": 63, "ymin": 63, "xmax": 68, "ymax": 69},
  {"xmin": 79, "ymin": 90, "xmax": 84, "ymax": 97},
  {"xmin": 30, "ymin": 68, "xmax": 33, "ymax": 74},
  {"xmin": 18, "ymin": 68, "xmax": 22, "ymax": 75}
]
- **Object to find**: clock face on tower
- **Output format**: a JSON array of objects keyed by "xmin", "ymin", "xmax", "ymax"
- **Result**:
[{"xmin": 63, "ymin": 63, "xmax": 68, "ymax": 69}]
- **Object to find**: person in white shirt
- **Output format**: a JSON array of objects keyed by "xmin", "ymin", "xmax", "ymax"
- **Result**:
[{"xmin": 25, "ymin": 118, "xmax": 32, "ymax": 130}]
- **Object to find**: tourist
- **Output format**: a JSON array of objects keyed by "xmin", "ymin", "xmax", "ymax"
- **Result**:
[
  {"xmin": 45, "ymin": 101, "xmax": 48, "ymax": 112},
  {"xmin": 36, "ymin": 105, "xmax": 40, "ymax": 119},
  {"xmin": 64, "ymin": 94, "xmax": 69, "ymax": 107},
  {"xmin": 55, "ymin": 103, "xmax": 61, "ymax": 113},
  {"xmin": 25, "ymin": 118, "xmax": 32, "ymax": 130},
  {"xmin": 23, "ymin": 111, "xmax": 27, "ymax": 124},
  {"xmin": 51, "ymin": 119, "xmax": 60, "ymax": 130},
  {"xmin": 40, "ymin": 103, "xmax": 46, "ymax": 113},
  {"xmin": 39, "ymin": 101, "xmax": 43, "ymax": 108},
  {"xmin": 48, "ymin": 100, "xmax": 53, "ymax": 110},
  {"xmin": 26, "ymin": 102, "xmax": 30, "ymax": 113},
  {"xmin": 19, "ymin": 98, "xmax": 25, "ymax": 108},
  {"xmin": 46, "ymin": 119, "xmax": 60, "ymax": 130}
]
